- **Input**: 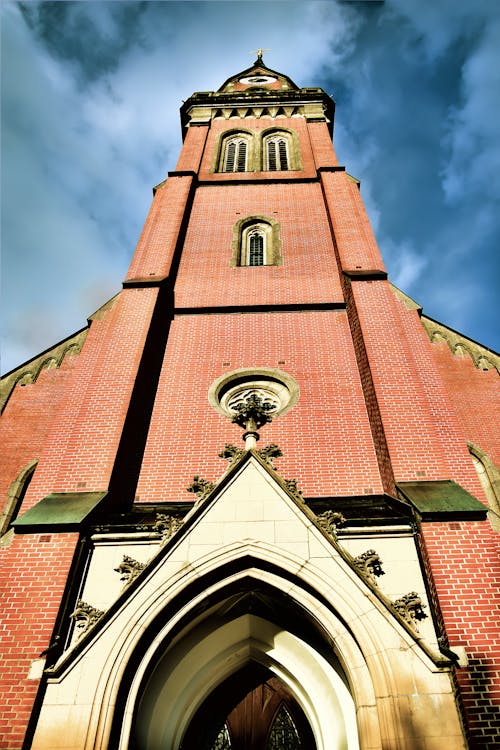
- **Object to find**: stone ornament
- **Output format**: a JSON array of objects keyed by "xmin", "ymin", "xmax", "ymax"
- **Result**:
[
  {"xmin": 218, "ymin": 444, "xmax": 244, "ymax": 463},
  {"xmin": 353, "ymin": 550, "xmax": 385, "ymax": 586},
  {"xmin": 186, "ymin": 476, "xmax": 216, "ymax": 500},
  {"xmin": 392, "ymin": 592, "xmax": 428, "ymax": 631},
  {"xmin": 258, "ymin": 443, "xmax": 283, "ymax": 468},
  {"xmin": 316, "ymin": 510, "xmax": 347, "ymax": 536},
  {"xmin": 153, "ymin": 513, "xmax": 184, "ymax": 544},
  {"xmin": 70, "ymin": 600, "xmax": 104, "ymax": 639},
  {"xmin": 283, "ymin": 478, "xmax": 304, "ymax": 502},
  {"xmin": 114, "ymin": 555, "xmax": 146, "ymax": 587}
]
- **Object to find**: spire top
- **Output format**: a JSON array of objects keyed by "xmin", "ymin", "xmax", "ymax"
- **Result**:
[{"xmin": 250, "ymin": 48, "xmax": 270, "ymax": 65}]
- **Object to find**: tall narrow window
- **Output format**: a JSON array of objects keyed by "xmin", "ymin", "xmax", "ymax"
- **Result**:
[
  {"xmin": 248, "ymin": 230, "xmax": 265, "ymax": 266},
  {"xmin": 266, "ymin": 136, "xmax": 289, "ymax": 171},
  {"xmin": 266, "ymin": 704, "xmax": 301, "ymax": 749},
  {"xmin": 223, "ymin": 138, "xmax": 248, "ymax": 172}
]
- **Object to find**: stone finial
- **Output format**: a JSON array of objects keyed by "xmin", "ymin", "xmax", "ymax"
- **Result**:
[
  {"xmin": 316, "ymin": 510, "xmax": 346, "ymax": 537},
  {"xmin": 153, "ymin": 513, "xmax": 184, "ymax": 544},
  {"xmin": 114, "ymin": 555, "xmax": 146, "ymax": 587},
  {"xmin": 353, "ymin": 549, "xmax": 385, "ymax": 586},
  {"xmin": 231, "ymin": 394, "xmax": 274, "ymax": 449},
  {"xmin": 393, "ymin": 591, "xmax": 428, "ymax": 631},
  {"xmin": 186, "ymin": 476, "xmax": 215, "ymax": 500},
  {"xmin": 70, "ymin": 600, "xmax": 104, "ymax": 639}
]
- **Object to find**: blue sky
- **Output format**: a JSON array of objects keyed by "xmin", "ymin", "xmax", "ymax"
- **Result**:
[{"xmin": 1, "ymin": 0, "xmax": 499, "ymax": 374}]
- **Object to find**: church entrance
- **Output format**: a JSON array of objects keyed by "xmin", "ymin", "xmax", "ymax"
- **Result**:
[{"xmin": 181, "ymin": 663, "xmax": 316, "ymax": 749}]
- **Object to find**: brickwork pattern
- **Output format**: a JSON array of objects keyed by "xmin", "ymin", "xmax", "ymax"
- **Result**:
[
  {"xmin": 352, "ymin": 281, "xmax": 488, "ymax": 499},
  {"xmin": 0, "ymin": 358, "xmax": 78, "ymax": 513},
  {"xmin": 174, "ymin": 182, "xmax": 344, "ymax": 308},
  {"xmin": 421, "ymin": 521, "xmax": 500, "ymax": 748},
  {"xmin": 321, "ymin": 170, "xmax": 387, "ymax": 273},
  {"xmin": 125, "ymin": 175, "xmax": 194, "ymax": 281},
  {"xmin": 135, "ymin": 310, "xmax": 383, "ymax": 503},
  {"xmin": 308, "ymin": 121, "xmax": 339, "ymax": 169},
  {"xmin": 175, "ymin": 124, "xmax": 208, "ymax": 173},
  {"xmin": 0, "ymin": 533, "xmax": 78, "ymax": 750},
  {"xmin": 430, "ymin": 343, "xmax": 500, "ymax": 466},
  {"xmin": 23, "ymin": 289, "xmax": 158, "ymax": 507}
]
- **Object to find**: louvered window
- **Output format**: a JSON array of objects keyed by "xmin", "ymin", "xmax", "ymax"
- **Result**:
[
  {"xmin": 223, "ymin": 138, "xmax": 247, "ymax": 172},
  {"xmin": 248, "ymin": 231, "xmax": 265, "ymax": 266},
  {"xmin": 266, "ymin": 137, "xmax": 289, "ymax": 171}
]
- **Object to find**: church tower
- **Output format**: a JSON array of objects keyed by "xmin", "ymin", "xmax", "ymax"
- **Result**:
[{"xmin": 1, "ymin": 55, "xmax": 499, "ymax": 749}]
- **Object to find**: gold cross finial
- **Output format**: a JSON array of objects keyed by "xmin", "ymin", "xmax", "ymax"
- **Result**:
[{"xmin": 250, "ymin": 48, "xmax": 270, "ymax": 64}]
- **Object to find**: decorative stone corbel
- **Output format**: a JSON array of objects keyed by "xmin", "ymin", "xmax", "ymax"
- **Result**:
[
  {"xmin": 353, "ymin": 549, "xmax": 385, "ymax": 586},
  {"xmin": 186, "ymin": 476, "xmax": 215, "ymax": 500},
  {"xmin": 153, "ymin": 513, "xmax": 184, "ymax": 544},
  {"xmin": 114, "ymin": 555, "xmax": 146, "ymax": 587},
  {"xmin": 70, "ymin": 600, "xmax": 104, "ymax": 639},
  {"xmin": 393, "ymin": 591, "xmax": 428, "ymax": 631},
  {"xmin": 316, "ymin": 510, "xmax": 346, "ymax": 537}
]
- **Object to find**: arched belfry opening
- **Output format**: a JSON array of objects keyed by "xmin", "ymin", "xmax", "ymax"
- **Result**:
[{"xmin": 115, "ymin": 573, "xmax": 360, "ymax": 750}]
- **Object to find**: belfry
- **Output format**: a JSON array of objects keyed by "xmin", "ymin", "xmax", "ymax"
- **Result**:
[{"xmin": 1, "ymin": 56, "xmax": 499, "ymax": 749}]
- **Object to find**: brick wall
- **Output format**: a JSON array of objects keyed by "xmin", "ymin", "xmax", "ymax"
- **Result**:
[
  {"xmin": 0, "ymin": 533, "xmax": 78, "ymax": 750},
  {"xmin": 0, "ymin": 357, "xmax": 78, "ymax": 517},
  {"xmin": 420, "ymin": 521, "xmax": 500, "ymax": 748},
  {"xmin": 135, "ymin": 310, "xmax": 384, "ymax": 503},
  {"xmin": 174, "ymin": 181, "xmax": 344, "ymax": 308}
]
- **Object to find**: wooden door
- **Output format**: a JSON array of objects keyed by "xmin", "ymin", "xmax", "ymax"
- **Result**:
[{"xmin": 181, "ymin": 664, "xmax": 316, "ymax": 749}]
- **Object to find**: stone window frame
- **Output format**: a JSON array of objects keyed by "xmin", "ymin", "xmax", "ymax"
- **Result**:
[
  {"xmin": 261, "ymin": 127, "xmax": 301, "ymax": 172},
  {"xmin": 0, "ymin": 459, "xmax": 37, "ymax": 537},
  {"xmin": 230, "ymin": 216, "xmax": 282, "ymax": 267},
  {"xmin": 214, "ymin": 127, "xmax": 301, "ymax": 174},
  {"xmin": 215, "ymin": 129, "xmax": 256, "ymax": 173}
]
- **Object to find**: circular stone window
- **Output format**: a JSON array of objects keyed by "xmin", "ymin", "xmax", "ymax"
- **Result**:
[{"xmin": 209, "ymin": 368, "xmax": 299, "ymax": 419}]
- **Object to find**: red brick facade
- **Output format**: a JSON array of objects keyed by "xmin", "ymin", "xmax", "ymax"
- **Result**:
[{"xmin": 1, "ymin": 60, "xmax": 498, "ymax": 749}]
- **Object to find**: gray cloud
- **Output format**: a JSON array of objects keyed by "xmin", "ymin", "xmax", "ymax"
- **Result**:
[{"xmin": 2, "ymin": 0, "xmax": 499, "ymax": 374}]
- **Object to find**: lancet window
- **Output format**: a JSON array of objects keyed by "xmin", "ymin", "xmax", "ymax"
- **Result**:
[
  {"xmin": 265, "ymin": 135, "xmax": 290, "ymax": 171},
  {"xmin": 221, "ymin": 136, "xmax": 249, "ymax": 172}
]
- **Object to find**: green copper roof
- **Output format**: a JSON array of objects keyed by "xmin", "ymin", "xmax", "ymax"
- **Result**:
[
  {"xmin": 396, "ymin": 480, "xmax": 487, "ymax": 520},
  {"xmin": 13, "ymin": 491, "xmax": 108, "ymax": 532}
]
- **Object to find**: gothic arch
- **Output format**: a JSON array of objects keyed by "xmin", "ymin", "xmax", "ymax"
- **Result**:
[
  {"xmin": 214, "ymin": 129, "xmax": 256, "ymax": 173},
  {"xmin": 468, "ymin": 443, "xmax": 500, "ymax": 527},
  {"xmin": 0, "ymin": 459, "xmax": 38, "ymax": 536},
  {"xmin": 34, "ymin": 521, "xmax": 461, "ymax": 748},
  {"xmin": 230, "ymin": 215, "xmax": 282, "ymax": 267},
  {"xmin": 261, "ymin": 126, "xmax": 302, "ymax": 172},
  {"xmin": 103, "ymin": 555, "xmax": 371, "ymax": 750}
]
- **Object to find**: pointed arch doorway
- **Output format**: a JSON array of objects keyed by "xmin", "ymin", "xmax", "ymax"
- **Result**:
[{"xmin": 181, "ymin": 663, "xmax": 316, "ymax": 750}]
